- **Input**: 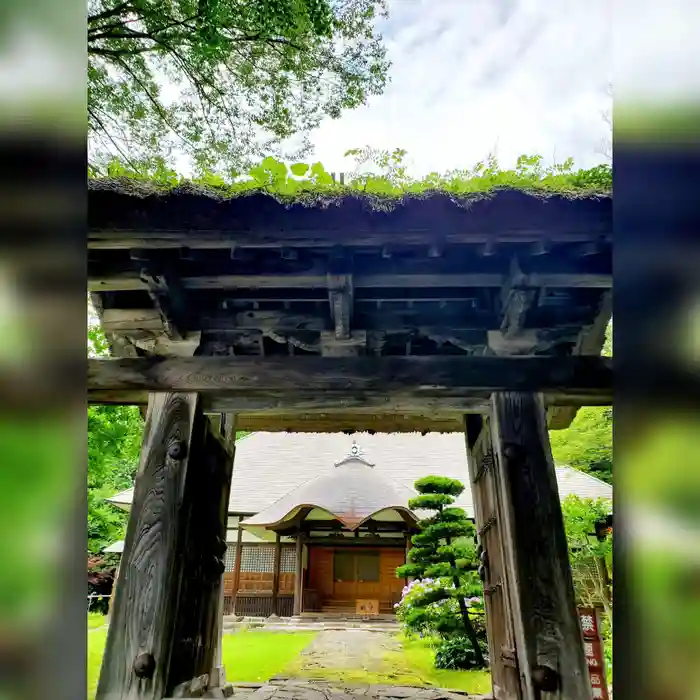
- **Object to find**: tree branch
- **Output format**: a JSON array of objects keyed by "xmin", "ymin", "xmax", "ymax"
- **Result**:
[
  {"xmin": 88, "ymin": 106, "xmax": 141, "ymax": 171},
  {"xmin": 87, "ymin": 1, "xmax": 133, "ymax": 25}
]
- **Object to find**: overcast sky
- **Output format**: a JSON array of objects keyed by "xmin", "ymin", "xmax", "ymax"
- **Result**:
[{"xmin": 309, "ymin": 0, "xmax": 611, "ymax": 176}]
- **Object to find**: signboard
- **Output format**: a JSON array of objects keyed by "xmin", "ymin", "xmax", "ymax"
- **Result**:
[
  {"xmin": 578, "ymin": 607, "xmax": 609, "ymax": 700},
  {"xmin": 356, "ymin": 599, "xmax": 379, "ymax": 616}
]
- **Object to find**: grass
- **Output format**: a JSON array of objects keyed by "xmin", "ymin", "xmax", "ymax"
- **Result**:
[
  {"xmin": 87, "ymin": 629, "xmax": 317, "ymax": 699},
  {"xmin": 399, "ymin": 637, "xmax": 492, "ymax": 693},
  {"xmin": 87, "ymin": 628, "xmax": 491, "ymax": 699},
  {"xmin": 88, "ymin": 612, "xmax": 107, "ymax": 630},
  {"xmin": 88, "ymin": 628, "xmax": 108, "ymax": 700},
  {"xmin": 284, "ymin": 634, "xmax": 492, "ymax": 695},
  {"xmin": 221, "ymin": 631, "xmax": 317, "ymax": 683}
]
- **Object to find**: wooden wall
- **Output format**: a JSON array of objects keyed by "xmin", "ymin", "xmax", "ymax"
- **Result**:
[{"xmin": 308, "ymin": 545, "xmax": 405, "ymax": 612}]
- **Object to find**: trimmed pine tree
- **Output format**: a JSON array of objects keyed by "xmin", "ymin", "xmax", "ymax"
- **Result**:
[{"xmin": 397, "ymin": 475, "xmax": 486, "ymax": 667}]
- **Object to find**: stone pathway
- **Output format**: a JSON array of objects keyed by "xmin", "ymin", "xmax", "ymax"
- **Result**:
[
  {"xmin": 293, "ymin": 630, "xmax": 400, "ymax": 673},
  {"xmin": 228, "ymin": 680, "xmax": 491, "ymax": 700},
  {"xmin": 222, "ymin": 616, "xmax": 400, "ymax": 634}
]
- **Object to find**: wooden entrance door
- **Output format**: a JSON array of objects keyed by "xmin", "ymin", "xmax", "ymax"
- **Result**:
[
  {"xmin": 465, "ymin": 416, "xmax": 522, "ymax": 700},
  {"xmin": 307, "ymin": 546, "xmax": 403, "ymax": 612},
  {"xmin": 333, "ymin": 549, "xmax": 381, "ymax": 602}
]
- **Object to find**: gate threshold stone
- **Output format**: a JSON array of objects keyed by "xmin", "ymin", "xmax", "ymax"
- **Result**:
[{"xmin": 229, "ymin": 681, "xmax": 492, "ymax": 700}]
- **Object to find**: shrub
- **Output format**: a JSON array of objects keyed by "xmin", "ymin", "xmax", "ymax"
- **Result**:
[{"xmin": 435, "ymin": 636, "xmax": 488, "ymax": 670}]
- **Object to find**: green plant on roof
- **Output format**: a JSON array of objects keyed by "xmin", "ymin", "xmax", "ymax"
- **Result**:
[
  {"xmin": 396, "ymin": 475, "xmax": 487, "ymax": 669},
  {"xmin": 88, "ymin": 147, "xmax": 612, "ymax": 206}
]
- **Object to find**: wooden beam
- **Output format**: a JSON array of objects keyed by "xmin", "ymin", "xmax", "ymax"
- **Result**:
[
  {"xmin": 96, "ymin": 393, "xmax": 233, "ymax": 699},
  {"xmin": 491, "ymin": 392, "xmax": 590, "ymax": 699},
  {"xmin": 304, "ymin": 536, "xmax": 405, "ymax": 547},
  {"xmin": 236, "ymin": 413, "xmax": 466, "ymax": 434},
  {"xmin": 85, "ymin": 389, "xmax": 606, "ymax": 416},
  {"xmin": 100, "ymin": 307, "xmax": 501, "ymax": 335},
  {"xmin": 88, "ymin": 271, "xmax": 612, "ymax": 292},
  {"xmin": 88, "ymin": 229, "xmax": 611, "ymax": 251},
  {"xmin": 88, "ymin": 356, "xmax": 612, "ymax": 405}
]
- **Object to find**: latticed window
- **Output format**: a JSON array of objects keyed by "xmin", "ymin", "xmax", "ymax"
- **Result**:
[
  {"xmin": 240, "ymin": 545, "xmax": 275, "ymax": 573},
  {"xmin": 224, "ymin": 546, "xmax": 237, "ymax": 573},
  {"xmin": 281, "ymin": 546, "xmax": 297, "ymax": 573}
]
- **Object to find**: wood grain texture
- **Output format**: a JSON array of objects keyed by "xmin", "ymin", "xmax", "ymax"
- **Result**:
[
  {"xmin": 211, "ymin": 414, "xmax": 237, "ymax": 686},
  {"xmin": 97, "ymin": 392, "xmax": 199, "ymax": 700},
  {"xmin": 88, "ymin": 356, "xmax": 612, "ymax": 402},
  {"xmin": 97, "ymin": 393, "xmax": 233, "ymax": 700},
  {"xmin": 463, "ymin": 416, "xmax": 522, "ymax": 700},
  {"xmin": 168, "ymin": 409, "xmax": 233, "ymax": 690},
  {"xmin": 491, "ymin": 392, "xmax": 590, "ymax": 700}
]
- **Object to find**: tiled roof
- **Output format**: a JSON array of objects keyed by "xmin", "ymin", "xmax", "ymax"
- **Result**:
[
  {"xmin": 242, "ymin": 452, "xmax": 418, "ymax": 529},
  {"xmin": 107, "ymin": 432, "xmax": 612, "ymax": 518}
]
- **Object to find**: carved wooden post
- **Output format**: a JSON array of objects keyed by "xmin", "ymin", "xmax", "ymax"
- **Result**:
[
  {"xmin": 272, "ymin": 533, "xmax": 282, "ymax": 616},
  {"xmin": 96, "ymin": 393, "xmax": 233, "ymax": 700},
  {"xmin": 293, "ymin": 532, "xmax": 304, "ymax": 616},
  {"xmin": 490, "ymin": 392, "xmax": 590, "ymax": 700}
]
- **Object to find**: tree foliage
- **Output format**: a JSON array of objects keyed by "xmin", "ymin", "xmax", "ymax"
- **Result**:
[
  {"xmin": 550, "ymin": 407, "xmax": 612, "ymax": 484},
  {"xmin": 562, "ymin": 495, "xmax": 613, "ymax": 612},
  {"xmin": 88, "ymin": 404, "xmax": 143, "ymax": 554},
  {"xmin": 550, "ymin": 323, "xmax": 612, "ymax": 484},
  {"xmin": 396, "ymin": 476, "xmax": 486, "ymax": 668},
  {"xmin": 87, "ymin": 321, "xmax": 144, "ymax": 554},
  {"xmin": 87, "ymin": 0, "xmax": 390, "ymax": 172}
]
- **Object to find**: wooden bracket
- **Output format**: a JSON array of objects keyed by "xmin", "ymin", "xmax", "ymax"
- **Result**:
[
  {"xmin": 500, "ymin": 257, "xmax": 537, "ymax": 339},
  {"xmin": 139, "ymin": 260, "xmax": 193, "ymax": 341}
]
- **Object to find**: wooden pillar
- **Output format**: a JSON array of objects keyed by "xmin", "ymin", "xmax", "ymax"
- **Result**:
[
  {"xmin": 272, "ymin": 533, "xmax": 282, "ymax": 616},
  {"xmin": 211, "ymin": 414, "xmax": 237, "ymax": 688},
  {"xmin": 97, "ymin": 393, "xmax": 234, "ymax": 700},
  {"xmin": 490, "ymin": 392, "xmax": 590, "ymax": 700},
  {"xmin": 293, "ymin": 532, "xmax": 304, "ymax": 616},
  {"xmin": 232, "ymin": 521, "xmax": 244, "ymax": 613}
]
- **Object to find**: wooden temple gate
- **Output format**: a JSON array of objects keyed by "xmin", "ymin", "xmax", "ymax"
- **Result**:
[{"xmin": 87, "ymin": 184, "xmax": 612, "ymax": 699}]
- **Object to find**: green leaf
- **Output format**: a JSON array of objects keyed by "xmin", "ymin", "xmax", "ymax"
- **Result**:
[{"xmin": 290, "ymin": 163, "xmax": 309, "ymax": 177}]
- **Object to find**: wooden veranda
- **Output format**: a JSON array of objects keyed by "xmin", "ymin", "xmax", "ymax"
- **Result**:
[{"xmin": 88, "ymin": 183, "xmax": 612, "ymax": 700}]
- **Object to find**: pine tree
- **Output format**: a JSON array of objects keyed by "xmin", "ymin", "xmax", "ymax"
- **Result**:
[{"xmin": 397, "ymin": 476, "xmax": 486, "ymax": 667}]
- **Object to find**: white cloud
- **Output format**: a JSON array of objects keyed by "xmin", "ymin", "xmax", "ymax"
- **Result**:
[{"xmin": 309, "ymin": 0, "xmax": 612, "ymax": 176}]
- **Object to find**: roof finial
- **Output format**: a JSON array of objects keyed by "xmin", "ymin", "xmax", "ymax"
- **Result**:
[{"xmin": 334, "ymin": 439, "xmax": 374, "ymax": 467}]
